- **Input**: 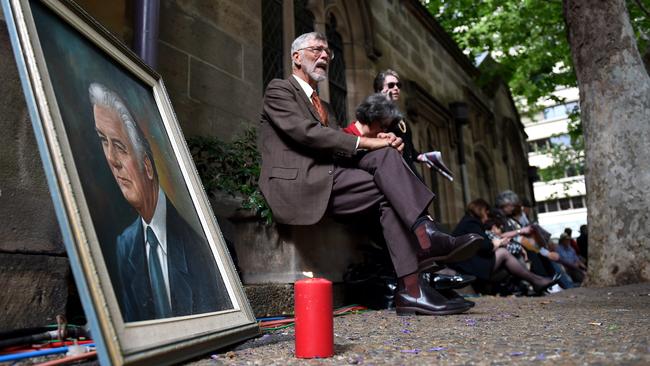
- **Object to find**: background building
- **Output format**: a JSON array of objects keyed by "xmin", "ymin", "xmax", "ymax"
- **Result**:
[{"xmin": 523, "ymin": 87, "xmax": 587, "ymax": 238}]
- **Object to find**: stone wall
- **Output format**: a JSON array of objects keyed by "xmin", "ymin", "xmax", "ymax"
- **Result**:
[
  {"xmin": 0, "ymin": 19, "xmax": 71, "ymax": 330},
  {"xmin": 157, "ymin": 0, "xmax": 262, "ymax": 140},
  {"xmin": 74, "ymin": 0, "xmax": 263, "ymax": 141},
  {"xmin": 369, "ymin": 1, "xmax": 477, "ymax": 105}
]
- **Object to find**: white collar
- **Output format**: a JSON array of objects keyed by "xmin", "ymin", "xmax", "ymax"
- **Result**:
[
  {"xmin": 142, "ymin": 187, "xmax": 167, "ymax": 255},
  {"xmin": 293, "ymin": 74, "xmax": 315, "ymax": 102}
]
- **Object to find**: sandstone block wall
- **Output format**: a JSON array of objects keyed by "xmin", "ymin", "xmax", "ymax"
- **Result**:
[
  {"xmin": 0, "ymin": 20, "xmax": 71, "ymax": 331},
  {"xmin": 158, "ymin": 0, "xmax": 262, "ymax": 140}
]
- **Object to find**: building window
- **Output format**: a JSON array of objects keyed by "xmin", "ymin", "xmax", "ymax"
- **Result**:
[
  {"xmin": 294, "ymin": 0, "xmax": 314, "ymax": 36},
  {"xmin": 543, "ymin": 101, "xmax": 579, "ymax": 120},
  {"xmin": 559, "ymin": 198, "xmax": 571, "ymax": 210},
  {"xmin": 572, "ymin": 196, "xmax": 584, "ymax": 209},
  {"xmin": 262, "ymin": 0, "xmax": 284, "ymax": 89},
  {"xmin": 538, "ymin": 196, "xmax": 586, "ymax": 214},
  {"xmin": 529, "ymin": 138, "xmax": 549, "ymax": 153},
  {"xmin": 326, "ymin": 14, "xmax": 348, "ymax": 124}
]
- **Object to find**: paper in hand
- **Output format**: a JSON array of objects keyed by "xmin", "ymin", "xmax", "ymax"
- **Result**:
[{"xmin": 417, "ymin": 151, "xmax": 454, "ymax": 182}]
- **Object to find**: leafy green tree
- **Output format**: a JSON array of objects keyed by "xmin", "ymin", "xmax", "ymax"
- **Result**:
[
  {"xmin": 426, "ymin": 0, "xmax": 648, "ymax": 104},
  {"xmin": 426, "ymin": 0, "xmax": 575, "ymax": 105}
]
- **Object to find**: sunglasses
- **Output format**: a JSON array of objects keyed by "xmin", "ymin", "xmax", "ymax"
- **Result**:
[{"xmin": 386, "ymin": 82, "xmax": 402, "ymax": 89}]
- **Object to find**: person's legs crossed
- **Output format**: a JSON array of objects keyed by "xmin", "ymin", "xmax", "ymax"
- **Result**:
[
  {"xmin": 355, "ymin": 148, "xmax": 482, "ymax": 266},
  {"xmin": 493, "ymin": 248, "xmax": 551, "ymax": 288},
  {"xmin": 328, "ymin": 164, "xmax": 419, "ymax": 278}
]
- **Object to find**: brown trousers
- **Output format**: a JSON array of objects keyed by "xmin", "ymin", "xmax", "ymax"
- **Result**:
[{"xmin": 327, "ymin": 148, "xmax": 434, "ymax": 277}]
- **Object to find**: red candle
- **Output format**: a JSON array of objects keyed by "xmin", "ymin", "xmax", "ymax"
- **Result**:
[{"xmin": 294, "ymin": 277, "xmax": 333, "ymax": 358}]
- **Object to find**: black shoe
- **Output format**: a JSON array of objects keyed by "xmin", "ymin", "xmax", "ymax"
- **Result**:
[
  {"xmin": 419, "ymin": 262, "xmax": 446, "ymax": 273},
  {"xmin": 423, "ymin": 273, "xmax": 477, "ymax": 290},
  {"xmin": 533, "ymin": 273, "xmax": 562, "ymax": 295},
  {"xmin": 438, "ymin": 288, "xmax": 475, "ymax": 308},
  {"xmin": 414, "ymin": 220, "xmax": 482, "ymax": 270},
  {"xmin": 395, "ymin": 275, "xmax": 471, "ymax": 316}
]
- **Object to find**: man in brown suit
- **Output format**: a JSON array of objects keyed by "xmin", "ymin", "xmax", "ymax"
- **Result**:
[{"xmin": 259, "ymin": 32, "xmax": 482, "ymax": 315}]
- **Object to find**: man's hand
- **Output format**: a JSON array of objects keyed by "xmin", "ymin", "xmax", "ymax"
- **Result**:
[
  {"xmin": 377, "ymin": 132, "xmax": 404, "ymax": 152},
  {"xmin": 358, "ymin": 133, "xmax": 404, "ymax": 152}
]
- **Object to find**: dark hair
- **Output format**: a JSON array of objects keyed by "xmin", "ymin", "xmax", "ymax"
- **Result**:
[
  {"xmin": 467, "ymin": 198, "xmax": 490, "ymax": 219},
  {"xmin": 483, "ymin": 216, "xmax": 505, "ymax": 231},
  {"xmin": 355, "ymin": 93, "xmax": 403, "ymax": 129},
  {"xmin": 373, "ymin": 69, "xmax": 400, "ymax": 92},
  {"xmin": 483, "ymin": 218, "xmax": 498, "ymax": 231}
]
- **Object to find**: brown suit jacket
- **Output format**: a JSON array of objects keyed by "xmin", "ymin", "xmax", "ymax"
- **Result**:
[{"xmin": 259, "ymin": 76, "xmax": 358, "ymax": 225}]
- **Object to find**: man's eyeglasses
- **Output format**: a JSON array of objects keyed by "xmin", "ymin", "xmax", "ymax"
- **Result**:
[
  {"xmin": 297, "ymin": 46, "xmax": 335, "ymax": 60},
  {"xmin": 386, "ymin": 82, "xmax": 402, "ymax": 89}
]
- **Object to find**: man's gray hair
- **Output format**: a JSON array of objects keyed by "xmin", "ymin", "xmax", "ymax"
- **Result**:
[
  {"xmin": 495, "ymin": 190, "xmax": 520, "ymax": 208},
  {"xmin": 291, "ymin": 32, "xmax": 327, "ymax": 54},
  {"xmin": 88, "ymin": 82, "xmax": 156, "ymax": 177}
]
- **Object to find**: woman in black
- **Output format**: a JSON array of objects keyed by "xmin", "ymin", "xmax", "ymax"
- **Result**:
[{"xmin": 451, "ymin": 199, "xmax": 559, "ymax": 294}]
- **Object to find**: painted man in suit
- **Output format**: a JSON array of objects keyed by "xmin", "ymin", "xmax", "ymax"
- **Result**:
[
  {"xmin": 89, "ymin": 82, "xmax": 231, "ymax": 322},
  {"xmin": 259, "ymin": 32, "xmax": 483, "ymax": 315}
]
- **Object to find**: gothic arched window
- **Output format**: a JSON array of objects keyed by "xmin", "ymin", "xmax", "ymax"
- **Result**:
[
  {"xmin": 326, "ymin": 14, "xmax": 348, "ymax": 124},
  {"xmin": 262, "ymin": 0, "xmax": 284, "ymax": 88},
  {"xmin": 294, "ymin": 0, "xmax": 314, "ymax": 37}
]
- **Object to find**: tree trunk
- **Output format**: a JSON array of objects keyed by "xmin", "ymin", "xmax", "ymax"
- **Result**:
[{"xmin": 564, "ymin": 0, "xmax": 650, "ymax": 286}]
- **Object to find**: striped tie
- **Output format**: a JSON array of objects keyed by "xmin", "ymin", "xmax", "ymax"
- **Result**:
[{"xmin": 311, "ymin": 91, "xmax": 328, "ymax": 126}]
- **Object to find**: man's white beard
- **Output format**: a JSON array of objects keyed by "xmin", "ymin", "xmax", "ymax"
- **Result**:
[{"xmin": 309, "ymin": 70, "xmax": 327, "ymax": 82}]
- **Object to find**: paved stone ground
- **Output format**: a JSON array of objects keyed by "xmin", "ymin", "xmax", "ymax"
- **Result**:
[
  {"xmin": 192, "ymin": 283, "xmax": 650, "ymax": 366},
  {"xmin": 7, "ymin": 283, "xmax": 649, "ymax": 365}
]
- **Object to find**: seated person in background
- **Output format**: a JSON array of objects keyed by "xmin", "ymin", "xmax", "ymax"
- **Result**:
[
  {"xmin": 494, "ymin": 190, "xmax": 575, "ymax": 289},
  {"xmin": 516, "ymin": 198, "xmax": 533, "ymax": 226},
  {"xmin": 564, "ymin": 227, "xmax": 581, "ymax": 255},
  {"xmin": 577, "ymin": 224, "xmax": 588, "ymax": 266},
  {"xmin": 557, "ymin": 233, "xmax": 587, "ymax": 284},
  {"xmin": 451, "ymin": 199, "xmax": 560, "ymax": 295}
]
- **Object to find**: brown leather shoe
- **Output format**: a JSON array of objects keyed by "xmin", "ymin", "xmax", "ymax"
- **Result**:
[
  {"xmin": 395, "ymin": 281, "xmax": 471, "ymax": 316},
  {"xmin": 414, "ymin": 220, "xmax": 482, "ymax": 271}
]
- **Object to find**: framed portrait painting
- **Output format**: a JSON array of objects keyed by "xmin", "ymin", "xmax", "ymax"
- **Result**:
[{"xmin": 2, "ymin": 0, "xmax": 259, "ymax": 364}]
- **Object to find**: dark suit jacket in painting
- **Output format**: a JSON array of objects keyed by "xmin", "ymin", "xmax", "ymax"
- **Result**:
[
  {"xmin": 114, "ymin": 198, "xmax": 232, "ymax": 322},
  {"xmin": 259, "ymin": 77, "xmax": 358, "ymax": 225}
]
